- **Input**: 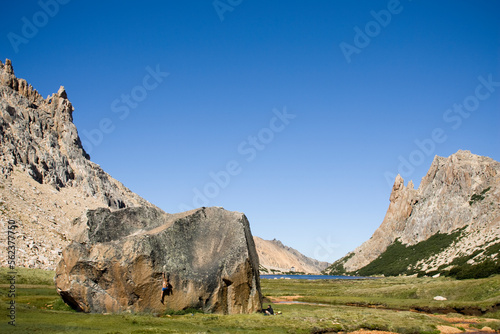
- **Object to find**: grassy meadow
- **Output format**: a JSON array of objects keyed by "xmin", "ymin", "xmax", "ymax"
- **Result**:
[{"xmin": 1, "ymin": 267, "xmax": 500, "ymax": 333}]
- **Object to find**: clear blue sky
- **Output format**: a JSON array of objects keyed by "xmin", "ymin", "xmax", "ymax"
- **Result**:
[{"xmin": 1, "ymin": 0, "xmax": 499, "ymax": 262}]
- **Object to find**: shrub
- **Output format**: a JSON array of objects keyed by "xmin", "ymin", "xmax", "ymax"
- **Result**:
[
  {"xmin": 469, "ymin": 186, "xmax": 490, "ymax": 205},
  {"xmin": 355, "ymin": 229, "xmax": 464, "ymax": 277},
  {"xmin": 323, "ymin": 253, "xmax": 354, "ymax": 275},
  {"xmin": 447, "ymin": 259, "xmax": 500, "ymax": 279}
]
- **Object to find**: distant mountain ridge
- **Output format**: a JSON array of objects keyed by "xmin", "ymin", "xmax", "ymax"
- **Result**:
[
  {"xmin": 254, "ymin": 237, "xmax": 329, "ymax": 274},
  {"xmin": 325, "ymin": 150, "xmax": 500, "ymax": 277}
]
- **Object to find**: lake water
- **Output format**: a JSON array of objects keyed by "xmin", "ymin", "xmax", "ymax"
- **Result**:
[{"xmin": 260, "ymin": 274, "xmax": 369, "ymax": 280}]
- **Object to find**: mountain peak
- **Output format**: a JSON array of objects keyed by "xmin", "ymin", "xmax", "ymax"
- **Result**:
[
  {"xmin": 57, "ymin": 85, "xmax": 68, "ymax": 99},
  {"xmin": 326, "ymin": 150, "xmax": 500, "ymax": 276},
  {"xmin": 2, "ymin": 59, "xmax": 14, "ymax": 74},
  {"xmin": 0, "ymin": 60, "xmax": 155, "ymax": 269}
]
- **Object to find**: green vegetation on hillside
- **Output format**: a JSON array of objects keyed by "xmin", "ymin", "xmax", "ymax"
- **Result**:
[
  {"xmin": 469, "ymin": 186, "xmax": 491, "ymax": 205},
  {"xmin": 324, "ymin": 183, "xmax": 497, "ymax": 278},
  {"xmin": 354, "ymin": 229, "xmax": 464, "ymax": 277},
  {"xmin": 322, "ymin": 252, "xmax": 353, "ymax": 276},
  {"xmin": 447, "ymin": 259, "xmax": 500, "ymax": 279},
  {"xmin": 259, "ymin": 265, "xmax": 269, "ymax": 273},
  {"xmin": 434, "ymin": 240, "xmax": 500, "ymax": 279},
  {"xmin": 326, "ymin": 229, "xmax": 500, "ymax": 279},
  {"xmin": 326, "ymin": 224, "xmax": 500, "ymax": 279}
]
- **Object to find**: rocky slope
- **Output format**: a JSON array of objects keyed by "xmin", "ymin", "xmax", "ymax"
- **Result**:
[
  {"xmin": 254, "ymin": 237, "xmax": 329, "ymax": 274},
  {"xmin": 0, "ymin": 59, "xmax": 155, "ymax": 269},
  {"xmin": 325, "ymin": 150, "xmax": 500, "ymax": 276}
]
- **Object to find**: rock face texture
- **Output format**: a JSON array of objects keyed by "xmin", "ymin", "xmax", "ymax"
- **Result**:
[
  {"xmin": 254, "ymin": 237, "xmax": 329, "ymax": 274},
  {"xmin": 0, "ymin": 59, "xmax": 154, "ymax": 268},
  {"xmin": 326, "ymin": 150, "xmax": 500, "ymax": 275},
  {"xmin": 0, "ymin": 59, "xmax": 149, "ymax": 207},
  {"xmin": 55, "ymin": 206, "xmax": 262, "ymax": 314}
]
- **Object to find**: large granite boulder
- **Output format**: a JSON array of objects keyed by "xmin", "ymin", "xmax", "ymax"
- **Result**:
[{"xmin": 55, "ymin": 206, "xmax": 262, "ymax": 314}]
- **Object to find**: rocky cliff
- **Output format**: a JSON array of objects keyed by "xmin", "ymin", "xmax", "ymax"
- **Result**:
[
  {"xmin": 0, "ymin": 59, "xmax": 318, "ymax": 277},
  {"xmin": 0, "ymin": 59, "xmax": 155, "ymax": 269},
  {"xmin": 325, "ymin": 150, "xmax": 500, "ymax": 276},
  {"xmin": 254, "ymin": 237, "xmax": 329, "ymax": 274},
  {"xmin": 56, "ymin": 206, "xmax": 262, "ymax": 314}
]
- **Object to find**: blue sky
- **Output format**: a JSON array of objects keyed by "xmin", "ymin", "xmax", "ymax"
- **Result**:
[{"xmin": 1, "ymin": 0, "xmax": 499, "ymax": 262}]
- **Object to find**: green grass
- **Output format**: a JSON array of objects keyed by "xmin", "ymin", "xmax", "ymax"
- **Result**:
[
  {"xmin": 2, "ymin": 268, "xmax": 500, "ymax": 333},
  {"xmin": 262, "ymin": 276, "xmax": 500, "ymax": 313},
  {"xmin": 0, "ymin": 302, "xmax": 445, "ymax": 334},
  {"xmin": 0, "ymin": 266, "xmax": 55, "ymax": 285}
]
